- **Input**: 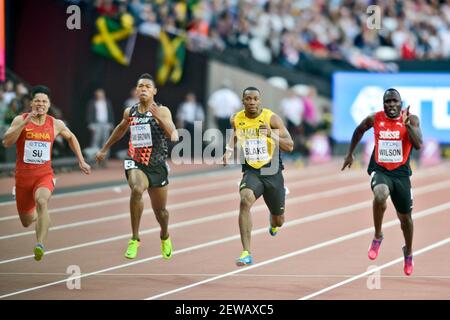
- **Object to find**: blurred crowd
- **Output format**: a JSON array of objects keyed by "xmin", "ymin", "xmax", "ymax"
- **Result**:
[{"xmin": 66, "ymin": 0, "xmax": 450, "ymax": 71}]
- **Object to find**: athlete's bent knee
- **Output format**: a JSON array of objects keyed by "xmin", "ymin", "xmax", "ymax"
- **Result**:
[
  {"xmin": 240, "ymin": 193, "xmax": 254, "ymax": 210},
  {"xmin": 130, "ymin": 185, "xmax": 146, "ymax": 197},
  {"xmin": 35, "ymin": 197, "xmax": 48, "ymax": 209},
  {"xmin": 373, "ymin": 186, "xmax": 389, "ymax": 204}
]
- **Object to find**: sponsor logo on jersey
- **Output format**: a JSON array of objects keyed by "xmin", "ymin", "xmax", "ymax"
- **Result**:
[
  {"xmin": 379, "ymin": 130, "xmax": 400, "ymax": 139},
  {"xmin": 26, "ymin": 132, "xmax": 51, "ymax": 140}
]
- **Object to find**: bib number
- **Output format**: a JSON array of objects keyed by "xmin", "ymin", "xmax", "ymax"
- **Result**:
[
  {"xmin": 378, "ymin": 140, "xmax": 403, "ymax": 163},
  {"xmin": 23, "ymin": 140, "xmax": 51, "ymax": 164},
  {"xmin": 244, "ymin": 138, "xmax": 269, "ymax": 162},
  {"xmin": 124, "ymin": 160, "xmax": 138, "ymax": 170},
  {"xmin": 130, "ymin": 124, "xmax": 152, "ymax": 148}
]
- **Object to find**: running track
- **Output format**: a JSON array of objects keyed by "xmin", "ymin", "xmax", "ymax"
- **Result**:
[{"xmin": 0, "ymin": 159, "xmax": 449, "ymax": 300}]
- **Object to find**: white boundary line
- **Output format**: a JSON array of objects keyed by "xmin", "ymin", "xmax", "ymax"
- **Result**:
[
  {"xmin": 0, "ymin": 168, "xmax": 362, "ymax": 221},
  {"xmin": 144, "ymin": 202, "xmax": 450, "ymax": 300},
  {"xmin": 0, "ymin": 173, "xmax": 366, "ymax": 240},
  {"xmin": 298, "ymin": 237, "xmax": 450, "ymax": 300},
  {"xmin": 1, "ymin": 176, "xmax": 449, "ymax": 263},
  {"xmin": 0, "ymin": 199, "xmax": 448, "ymax": 299},
  {"xmin": 0, "ymin": 161, "xmax": 342, "ymax": 206}
]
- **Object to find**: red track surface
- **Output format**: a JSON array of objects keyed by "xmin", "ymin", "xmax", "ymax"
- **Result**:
[{"xmin": 0, "ymin": 159, "xmax": 449, "ymax": 300}]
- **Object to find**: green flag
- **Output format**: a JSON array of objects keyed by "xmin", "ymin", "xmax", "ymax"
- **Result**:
[
  {"xmin": 156, "ymin": 31, "xmax": 186, "ymax": 85},
  {"xmin": 91, "ymin": 14, "xmax": 135, "ymax": 65}
]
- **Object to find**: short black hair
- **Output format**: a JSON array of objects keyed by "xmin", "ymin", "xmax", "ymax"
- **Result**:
[
  {"xmin": 242, "ymin": 86, "xmax": 260, "ymax": 97},
  {"xmin": 384, "ymin": 88, "xmax": 401, "ymax": 99},
  {"xmin": 31, "ymin": 85, "xmax": 51, "ymax": 99},
  {"xmin": 137, "ymin": 73, "xmax": 155, "ymax": 85}
]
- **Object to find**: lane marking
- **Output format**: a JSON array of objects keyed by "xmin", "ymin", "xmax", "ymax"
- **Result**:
[
  {"xmin": 299, "ymin": 237, "xmax": 450, "ymax": 300},
  {"xmin": 1, "ymin": 200, "xmax": 449, "ymax": 299},
  {"xmin": 144, "ymin": 202, "xmax": 450, "ymax": 300},
  {"xmin": 0, "ymin": 161, "xmax": 342, "ymax": 206}
]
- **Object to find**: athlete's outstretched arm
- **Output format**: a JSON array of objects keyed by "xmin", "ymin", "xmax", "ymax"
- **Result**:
[
  {"xmin": 96, "ymin": 108, "xmax": 131, "ymax": 163},
  {"xmin": 341, "ymin": 114, "xmax": 375, "ymax": 170},
  {"xmin": 2, "ymin": 113, "xmax": 35, "ymax": 147},
  {"xmin": 55, "ymin": 120, "xmax": 91, "ymax": 174},
  {"xmin": 223, "ymin": 114, "xmax": 237, "ymax": 166},
  {"xmin": 267, "ymin": 114, "xmax": 294, "ymax": 152},
  {"xmin": 402, "ymin": 107, "xmax": 422, "ymax": 150},
  {"xmin": 149, "ymin": 105, "xmax": 179, "ymax": 142}
]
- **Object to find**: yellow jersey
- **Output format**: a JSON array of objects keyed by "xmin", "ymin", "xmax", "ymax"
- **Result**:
[{"xmin": 233, "ymin": 108, "xmax": 275, "ymax": 169}]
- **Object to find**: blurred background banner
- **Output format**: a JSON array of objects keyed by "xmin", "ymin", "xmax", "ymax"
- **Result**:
[{"xmin": 333, "ymin": 72, "xmax": 450, "ymax": 143}]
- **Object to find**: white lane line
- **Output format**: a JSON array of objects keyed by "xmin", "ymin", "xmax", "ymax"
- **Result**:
[
  {"xmin": 0, "ymin": 172, "xmax": 366, "ymax": 239},
  {"xmin": 1, "ymin": 176, "xmax": 449, "ymax": 263},
  {"xmin": 0, "ymin": 164, "xmax": 359, "ymax": 220},
  {"xmin": 299, "ymin": 237, "xmax": 450, "ymax": 300},
  {"xmin": 144, "ymin": 202, "xmax": 450, "ymax": 300},
  {"xmin": 0, "ymin": 161, "xmax": 342, "ymax": 206},
  {"xmin": 1, "ymin": 199, "xmax": 448, "ymax": 299},
  {"xmin": 0, "ymin": 273, "xmax": 449, "ymax": 279}
]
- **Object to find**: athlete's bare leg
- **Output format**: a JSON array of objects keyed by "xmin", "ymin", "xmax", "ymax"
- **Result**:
[
  {"xmin": 397, "ymin": 212, "xmax": 413, "ymax": 255},
  {"xmin": 127, "ymin": 169, "xmax": 149, "ymax": 240},
  {"xmin": 239, "ymin": 188, "xmax": 257, "ymax": 252},
  {"xmin": 19, "ymin": 210, "xmax": 37, "ymax": 228},
  {"xmin": 372, "ymin": 184, "xmax": 389, "ymax": 239},
  {"xmin": 148, "ymin": 185, "xmax": 170, "ymax": 240},
  {"xmin": 270, "ymin": 214, "xmax": 284, "ymax": 228},
  {"xmin": 34, "ymin": 187, "xmax": 52, "ymax": 245}
]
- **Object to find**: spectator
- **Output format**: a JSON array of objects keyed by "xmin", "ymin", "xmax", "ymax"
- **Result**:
[
  {"xmin": 86, "ymin": 88, "xmax": 114, "ymax": 155},
  {"xmin": 124, "ymin": 88, "xmax": 139, "ymax": 108},
  {"xmin": 207, "ymin": 80, "xmax": 240, "ymax": 148},
  {"xmin": 176, "ymin": 92, "xmax": 205, "ymax": 159}
]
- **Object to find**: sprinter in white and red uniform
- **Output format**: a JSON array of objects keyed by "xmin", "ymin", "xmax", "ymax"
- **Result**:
[{"xmin": 341, "ymin": 88, "xmax": 423, "ymax": 276}]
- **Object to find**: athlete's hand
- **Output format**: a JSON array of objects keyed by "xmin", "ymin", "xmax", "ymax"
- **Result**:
[
  {"xmin": 79, "ymin": 160, "xmax": 91, "ymax": 175},
  {"xmin": 95, "ymin": 150, "xmax": 107, "ymax": 163},
  {"xmin": 402, "ymin": 105, "xmax": 411, "ymax": 125},
  {"xmin": 222, "ymin": 150, "xmax": 233, "ymax": 166},
  {"xmin": 24, "ymin": 111, "xmax": 37, "ymax": 124},
  {"xmin": 341, "ymin": 154, "xmax": 354, "ymax": 171},
  {"xmin": 259, "ymin": 124, "xmax": 271, "ymax": 137},
  {"xmin": 148, "ymin": 103, "xmax": 160, "ymax": 120}
]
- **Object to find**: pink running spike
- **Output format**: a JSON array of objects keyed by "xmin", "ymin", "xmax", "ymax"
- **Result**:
[{"xmin": 368, "ymin": 237, "xmax": 383, "ymax": 260}]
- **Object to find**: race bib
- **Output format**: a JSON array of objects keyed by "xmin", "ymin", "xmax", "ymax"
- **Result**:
[
  {"xmin": 378, "ymin": 140, "xmax": 403, "ymax": 163},
  {"xmin": 23, "ymin": 140, "xmax": 51, "ymax": 164},
  {"xmin": 130, "ymin": 124, "xmax": 152, "ymax": 148},
  {"xmin": 244, "ymin": 138, "xmax": 269, "ymax": 162},
  {"xmin": 124, "ymin": 159, "xmax": 138, "ymax": 170}
]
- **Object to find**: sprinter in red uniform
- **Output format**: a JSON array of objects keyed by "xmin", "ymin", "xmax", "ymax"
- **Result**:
[
  {"xmin": 341, "ymin": 88, "xmax": 423, "ymax": 276},
  {"xmin": 2, "ymin": 85, "xmax": 91, "ymax": 261}
]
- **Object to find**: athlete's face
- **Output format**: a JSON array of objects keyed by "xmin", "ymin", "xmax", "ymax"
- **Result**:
[
  {"xmin": 383, "ymin": 91, "xmax": 402, "ymax": 118},
  {"xmin": 242, "ymin": 90, "xmax": 261, "ymax": 117},
  {"xmin": 136, "ymin": 79, "xmax": 157, "ymax": 102},
  {"xmin": 30, "ymin": 93, "xmax": 50, "ymax": 116}
]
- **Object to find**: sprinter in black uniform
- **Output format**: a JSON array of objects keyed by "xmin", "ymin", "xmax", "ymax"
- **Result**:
[{"xmin": 96, "ymin": 73, "xmax": 178, "ymax": 260}]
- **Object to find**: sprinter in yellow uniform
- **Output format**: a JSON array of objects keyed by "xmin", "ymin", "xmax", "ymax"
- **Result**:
[{"xmin": 223, "ymin": 87, "xmax": 294, "ymax": 266}]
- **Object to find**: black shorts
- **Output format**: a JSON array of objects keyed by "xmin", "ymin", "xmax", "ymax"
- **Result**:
[
  {"xmin": 239, "ymin": 169, "xmax": 285, "ymax": 216},
  {"xmin": 124, "ymin": 159, "xmax": 169, "ymax": 188},
  {"xmin": 370, "ymin": 171, "xmax": 413, "ymax": 214}
]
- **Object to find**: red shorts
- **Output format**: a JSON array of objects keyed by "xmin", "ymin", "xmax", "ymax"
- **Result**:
[{"xmin": 15, "ymin": 172, "xmax": 55, "ymax": 215}]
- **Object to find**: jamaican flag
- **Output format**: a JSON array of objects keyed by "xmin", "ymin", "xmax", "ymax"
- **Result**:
[
  {"xmin": 91, "ymin": 13, "xmax": 136, "ymax": 65},
  {"xmin": 156, "ymin": 31, "xmax": 186, "ymax": 85}
]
